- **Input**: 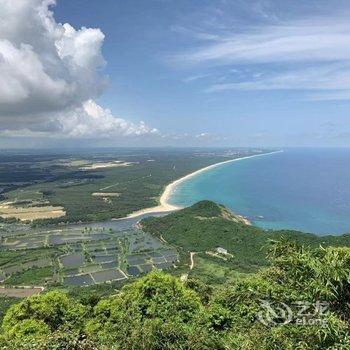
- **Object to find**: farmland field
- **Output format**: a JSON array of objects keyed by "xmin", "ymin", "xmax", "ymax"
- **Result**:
[{"xmin": 0, "ymin": 215, "xmax": 179, "ymax": 287}]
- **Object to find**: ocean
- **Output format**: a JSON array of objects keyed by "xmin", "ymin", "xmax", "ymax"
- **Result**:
[{"xmin": 168, "ymin": 148, "xmax": 350, "ymax": 236}]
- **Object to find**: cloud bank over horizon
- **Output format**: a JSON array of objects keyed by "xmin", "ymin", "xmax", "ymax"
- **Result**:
[{"xmin": 0, "ymin": 0, "xmax": 157, "ymax": 139}]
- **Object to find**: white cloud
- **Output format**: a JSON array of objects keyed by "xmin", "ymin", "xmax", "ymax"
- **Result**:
[
  {"xmin": 174, "ymin": 19, "xmax": 350, "ymax": 65},
  {"xmin": 309, "ymin": 91, "xmax": 350, "ymax": 101},
  {"xmin": 172, "ymin": 16, "xmax": 350, "ymax": 100},
  {"xmin": 0, "ymin": 100, "xmax": 159, "ymax": 138},
  {"xmin": 0, "ymin": 0, "xmax": 156, "ymax": 138},
  {"xmin": 207, "ymin": 63, "xmax": 350, "ymax": 91},
  {"xmin": 182, "ymin": 73, "xmax": 210, "ymax": 83},
  {"xmin": 57, "ymin": 100, "xmax": 159, "ymax": 138},
  {"xmin": 195, "ymin": 132, "xmax": 211, "ymax": 138}
]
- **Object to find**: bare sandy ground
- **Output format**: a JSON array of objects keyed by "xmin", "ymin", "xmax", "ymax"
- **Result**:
[
  {"xmin": 0, "ymin": 202, "xmax": 65, "ymax": 221},
  {"xmin": 126, "ymin": 151, "xmax": 281, "ymax": 219},
  {"xmin": 0, "ymin": 287, "xmax": 44, "ymax": 298},
  {"xmin": 80, "ymin": 161, "xmax": 134, "ymax": 170},
  {"xmin": 92, "ymin": 192, "xmax": 120, "ymax": 197}
]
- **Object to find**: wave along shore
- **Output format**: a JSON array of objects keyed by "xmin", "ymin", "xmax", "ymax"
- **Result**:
[{"xmin": 126, "ymin": 150, "xmax": 282, "ymax": 219}]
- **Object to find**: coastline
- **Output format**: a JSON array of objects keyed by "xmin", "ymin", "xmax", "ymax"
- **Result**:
[{"xmin": 126, "ymin": 150, "xmax": 282, "ymax": 219}]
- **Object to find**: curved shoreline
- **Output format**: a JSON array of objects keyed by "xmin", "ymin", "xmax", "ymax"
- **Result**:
[{"xmin": 126, "ymin": 150, "xmax": 282, "ymax": 219}]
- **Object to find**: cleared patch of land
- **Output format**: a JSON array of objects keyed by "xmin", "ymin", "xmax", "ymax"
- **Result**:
[
  {"xmin": 0, "ymin": 202, "xmax": 65, "ymax": 221},
  {"xmin": 0, "ymin": 287, "xmax": 43, "ymax": 298},
  {"xmin": 60, "ymin": 159, "xmax": 91, "ymax": 167},
  {"xmin": 80, "ymin": 161, "xmax": 134, "ymax": 170},
  {"xmin": 92, "ymin": 192, "xmax": 120, "ymax": 197}
]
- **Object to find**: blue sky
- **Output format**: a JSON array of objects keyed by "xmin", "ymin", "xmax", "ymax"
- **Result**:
[{"xmin": 1, "ymin": 0, "xmax": 350, "ymax": 147}]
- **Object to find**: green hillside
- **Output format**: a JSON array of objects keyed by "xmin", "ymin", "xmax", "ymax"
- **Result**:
[{"xmin": 141, "ymin": 201, "xmax": 350, "ymax": 282}]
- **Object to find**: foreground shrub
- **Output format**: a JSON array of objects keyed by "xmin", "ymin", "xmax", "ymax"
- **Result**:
[
  {"xmin": 2, "ymin": 241, "xmax": 350, "ymax": 349},
  {"xmin": 86, "ymin": 270, "xmax": 223, "ymax": 349},
  {"xmin": 2, "ymin": 290, "xmax": 87, "ymax": 338}
]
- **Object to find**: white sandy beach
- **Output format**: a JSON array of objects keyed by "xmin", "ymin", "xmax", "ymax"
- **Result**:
[{"xmin": 126, "ymin": 150, "xmax": 282, "ymax": 219}]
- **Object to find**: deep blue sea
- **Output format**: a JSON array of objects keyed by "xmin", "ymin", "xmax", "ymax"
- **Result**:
[{"xmin": 168, "ymin": 148, "xmax": 350, "ymax": 235}]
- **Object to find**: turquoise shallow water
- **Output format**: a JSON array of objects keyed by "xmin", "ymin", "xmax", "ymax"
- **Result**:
[{"xmin": 168, "ymin": 148, "xmax": 350, "ymax": 236}]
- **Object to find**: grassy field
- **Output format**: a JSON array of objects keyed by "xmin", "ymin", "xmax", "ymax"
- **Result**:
[{"xmin": 5, "ymin": 267, "xmax": 53, "ymax": 285}]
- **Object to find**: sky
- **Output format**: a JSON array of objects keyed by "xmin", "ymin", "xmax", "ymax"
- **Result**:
[{"xmin": 1, "ymin": 0, "xmax": 350, "ymax": 148}]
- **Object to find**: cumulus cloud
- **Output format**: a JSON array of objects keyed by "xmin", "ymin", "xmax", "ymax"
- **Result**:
[
  {"xmin": 57, "ymin": 100, "xmax": 159, "ymax": 138},
  {"xmin": 0, "ymin": 0, "xmax": 156, "ymax": 138}
]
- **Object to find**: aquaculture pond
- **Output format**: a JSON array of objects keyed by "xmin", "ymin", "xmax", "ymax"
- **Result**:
[{"xmin": 0, "ymin": 211, "xmax": 178, "ymax": 287}]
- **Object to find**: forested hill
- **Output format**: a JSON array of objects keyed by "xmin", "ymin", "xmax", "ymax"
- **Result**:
[{"xmin": 141, "ymin": 201, "xmax": 350, "ymax": 277}]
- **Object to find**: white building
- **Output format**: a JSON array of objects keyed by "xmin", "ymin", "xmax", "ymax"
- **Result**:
[{"xmin": 216, "ymin": 247, "xmax": 228, "ymax": 255}]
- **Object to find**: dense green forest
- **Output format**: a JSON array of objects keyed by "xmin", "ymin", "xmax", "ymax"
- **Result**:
[{"xmin": 1, "ymin": 240, "xmax": 350, "ymax": 349}]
